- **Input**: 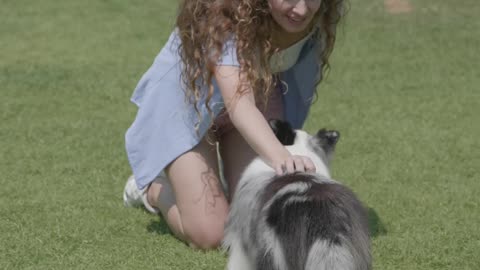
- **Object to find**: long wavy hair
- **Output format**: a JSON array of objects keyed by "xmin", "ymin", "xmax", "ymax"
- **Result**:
[{"xmin": 176, "ymin": 0, "xmax": 347, "ymax": 125}]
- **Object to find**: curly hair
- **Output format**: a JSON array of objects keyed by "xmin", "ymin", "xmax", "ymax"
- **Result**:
[{"xmin": 176, "ymin": 0, "xmax": 347, "ymax": 124}]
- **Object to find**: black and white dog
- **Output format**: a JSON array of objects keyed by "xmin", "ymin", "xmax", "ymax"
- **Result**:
[{"xmin": 223, "ymin": 120, "xmax": 371, "ymax": 270}]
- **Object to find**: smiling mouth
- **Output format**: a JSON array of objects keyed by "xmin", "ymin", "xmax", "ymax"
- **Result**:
[{"xmin": 287, "ymin": 16, "xmax": 306, "ymax": 24}]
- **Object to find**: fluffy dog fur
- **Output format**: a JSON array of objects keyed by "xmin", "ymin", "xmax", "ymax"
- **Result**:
[{"xmin": 223, "ymin": 120, "xmax": 371, "ymax": 270}]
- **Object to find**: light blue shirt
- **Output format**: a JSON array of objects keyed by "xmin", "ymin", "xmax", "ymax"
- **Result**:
[{"xmin": 126, "ymin": 30, "xmax": 322, "ymax": 189}]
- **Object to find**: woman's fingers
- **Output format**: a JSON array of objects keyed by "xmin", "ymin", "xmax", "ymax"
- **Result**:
[
  {"xmin": 273, "ymin": 155, "xmax": 317, "ymax": 175},
  {"xmin": 302, "ymin": 156, "xmax": 316, "ymax": 173},
  {"xmin": 292, "ymin": 156, "xmax": 305, "ymax": 173},
  {"xmin": 275, "ymin": 163, "xmax": 284, "ymax": 175},
  {"xmin": 284, "ymin": 156, "xmax": 295, "ymax": 173}
]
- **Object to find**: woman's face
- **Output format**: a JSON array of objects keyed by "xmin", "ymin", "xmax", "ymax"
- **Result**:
[{"xmin": 268, "ymin": 0, "xmax": 322, "ymax": 33}]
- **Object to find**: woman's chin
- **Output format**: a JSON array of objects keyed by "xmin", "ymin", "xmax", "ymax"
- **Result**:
[{"xmin": 278, "ymin": 20, "xmax": 311, "ymax": 33}]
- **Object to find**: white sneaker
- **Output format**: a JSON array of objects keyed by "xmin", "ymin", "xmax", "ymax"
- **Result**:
[{"xmin": 123, "ymin": 175, "xmax": 159, "ymax": 214}]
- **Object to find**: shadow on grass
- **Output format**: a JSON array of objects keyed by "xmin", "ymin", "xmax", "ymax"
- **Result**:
[
  {"xmin": 146, "ymin": 217, "xmax": 172, "ymax": 235},
  {"xmin": 368, "ymin": 207, "xmax": 387, "ymax": 237}
]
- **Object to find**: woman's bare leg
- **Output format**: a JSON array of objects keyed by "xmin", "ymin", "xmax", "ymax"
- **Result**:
[
  {"xmin": 146, "ymin": 136, "xmax": 229, "ymax": 250},
  {"xmin": 219, "ymin": 129, "xmax": 259, "ymax": 201}
]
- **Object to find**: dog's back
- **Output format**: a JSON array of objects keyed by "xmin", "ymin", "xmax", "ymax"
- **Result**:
[
  {"xmin": 224, "ymin": 121, "xmax": 371, "ymax": 270},
  {"xmin": 256, "ymin": 173, "xmax": 370, "ymax": 270}
]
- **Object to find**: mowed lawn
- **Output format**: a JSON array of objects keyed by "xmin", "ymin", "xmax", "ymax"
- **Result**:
[{"xmin": 1, "ymin": 0, "xmax": 478, "ymax": 269}]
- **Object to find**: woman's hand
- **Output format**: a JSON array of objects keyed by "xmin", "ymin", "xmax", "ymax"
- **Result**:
[{"xmin": 272, "ymin": 154, "xmax": 316, "ymax": 175}]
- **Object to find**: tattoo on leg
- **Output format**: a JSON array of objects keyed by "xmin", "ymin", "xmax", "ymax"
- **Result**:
[{"xmin": 195, "ymin": 168, "xmax": 223, "ymax": 214}]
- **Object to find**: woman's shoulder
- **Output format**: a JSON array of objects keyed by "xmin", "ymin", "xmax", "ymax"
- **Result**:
[
  {"xmin": 158, "ymin": 28, "xmax": 182, "ymax": 54},
  {"xmin": 218, "ymin": 35, "xmax": 240, "ymax": 67}
]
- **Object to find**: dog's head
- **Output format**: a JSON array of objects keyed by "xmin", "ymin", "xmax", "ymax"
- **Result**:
[{"xmin": 269, "ymin": 119, "xmax": 340, "ymax": 177}]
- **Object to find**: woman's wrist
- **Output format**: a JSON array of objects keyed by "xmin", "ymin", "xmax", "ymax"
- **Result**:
[{"xmin": 266, "ymin": 147, "xmax": 291, "ymax": 172}]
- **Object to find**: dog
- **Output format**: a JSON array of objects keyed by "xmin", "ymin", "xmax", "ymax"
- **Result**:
[{"xmin": 223, "ymin": 120, "xmax": 371, "ymax": 270}]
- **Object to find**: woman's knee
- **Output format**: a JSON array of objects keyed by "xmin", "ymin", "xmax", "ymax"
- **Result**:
[{"xmin": 183, "ymin": 215, "xmax": 227, "ymax": 250}]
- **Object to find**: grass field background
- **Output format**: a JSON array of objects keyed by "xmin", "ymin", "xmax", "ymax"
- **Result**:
[{"xmin": 1, "ymin": 0, "xmax": 478, "ymax": 269}]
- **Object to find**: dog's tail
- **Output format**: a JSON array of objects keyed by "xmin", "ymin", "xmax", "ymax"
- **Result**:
[{"xmin": 258, "ymin": 173, "xmax": 371, "ymax": 270}]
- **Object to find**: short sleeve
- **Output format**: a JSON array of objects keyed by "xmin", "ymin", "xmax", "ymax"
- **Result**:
[{"xmin": 217, "ymin": 37, "xmax": 240, "ymax": 67}]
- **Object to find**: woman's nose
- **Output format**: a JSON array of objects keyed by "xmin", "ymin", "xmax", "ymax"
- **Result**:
[{"xmin": 292, "ymin": 0, "xmax": 308, "ymax": 16}]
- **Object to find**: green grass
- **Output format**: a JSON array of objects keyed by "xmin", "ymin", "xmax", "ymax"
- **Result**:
[{"xmin": 1, "ymin": 0, "xmax": 478, "ymax": 269}]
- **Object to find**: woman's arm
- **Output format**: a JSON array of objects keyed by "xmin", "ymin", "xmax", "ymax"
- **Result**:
[{"xmin": 214, "ymin": 65, "xmax": 315, "ymax": 174}]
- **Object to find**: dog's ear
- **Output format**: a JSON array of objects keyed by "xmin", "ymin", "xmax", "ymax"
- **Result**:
[
  {"xmin": 269, "ymin": 119, "xmax": 296, "ymax": 145},
  {"xmin": 316, "ymin": 129, "xmax": 340, "ymax": 149}
]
